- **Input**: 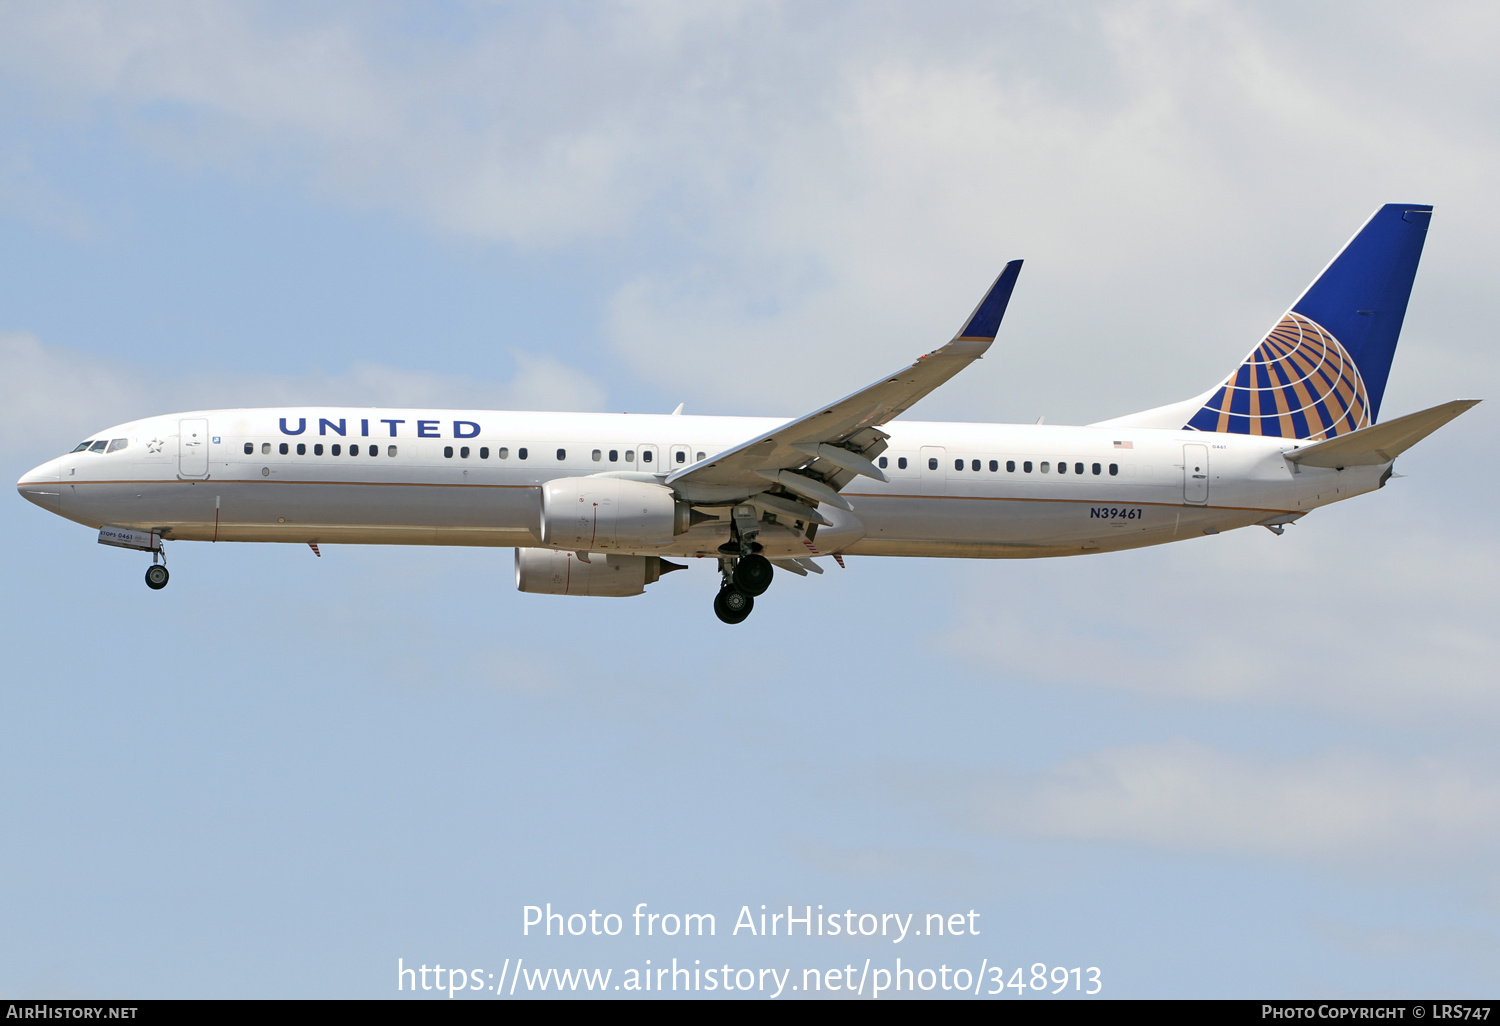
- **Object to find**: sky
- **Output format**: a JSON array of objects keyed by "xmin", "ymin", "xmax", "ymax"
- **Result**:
[{"xmin": 2, "ymin": 0, "xmax": 1498, "ymax": 1000}]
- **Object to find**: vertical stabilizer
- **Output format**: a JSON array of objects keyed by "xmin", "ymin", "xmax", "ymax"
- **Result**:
[{"xmin": 1181, "ymin": 204, "xmax": 1432, "ymax": 440}]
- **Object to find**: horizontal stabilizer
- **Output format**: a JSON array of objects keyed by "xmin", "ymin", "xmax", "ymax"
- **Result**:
[{"xmin": 1284, "ymin": 399, "xmax": 1479, "ymax": 468}]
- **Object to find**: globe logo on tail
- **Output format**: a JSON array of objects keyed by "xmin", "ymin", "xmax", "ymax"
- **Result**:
[{"xmin": 1185, "ymin": 312, "xmax": 1371, "ymax": 440}]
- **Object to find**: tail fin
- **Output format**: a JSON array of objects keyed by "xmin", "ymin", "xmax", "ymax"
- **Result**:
[{"xmin": 1181, "ymin": 204, "xmax": 1432, "ymax": 440}]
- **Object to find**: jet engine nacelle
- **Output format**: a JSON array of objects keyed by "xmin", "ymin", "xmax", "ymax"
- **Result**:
[
  {"xmin": 539, "ymin": 476, "xmax": 690, "ymax": 551},
  {"xmin": 515, "ymin": 547, "xmax": 670, "ymax": 597}
]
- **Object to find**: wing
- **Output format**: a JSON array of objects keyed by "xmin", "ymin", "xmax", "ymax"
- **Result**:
[{"xmin": 666, "ymin": 260, "xmax": 1023, "ymax": 506}]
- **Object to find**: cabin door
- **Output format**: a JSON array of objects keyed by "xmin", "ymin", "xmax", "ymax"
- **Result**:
[
  {"xmin": 1182, "ymin": 444, "xmax": 1209, "ymax": 504},
  {"xmin": 179, "ymin": 419, "xmax": 209, "ymax": 477}
]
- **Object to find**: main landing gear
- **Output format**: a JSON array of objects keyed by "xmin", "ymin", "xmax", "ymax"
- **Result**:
[
  {"xmin": 713, "ymin": 583, "xmax": 753, "ymax": 624},
  {"xmin": 712, "ymin": 507, "xmax": 775, "ymax": 624}
]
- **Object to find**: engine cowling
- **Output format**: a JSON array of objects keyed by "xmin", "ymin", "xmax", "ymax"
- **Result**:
[
  {"xmin": 515, "ymin": 548, "xmax": 669, "ymax": 597},
  {"xmin": 539, "ymin": 476, "xmax": 690, "ymax": 551}
]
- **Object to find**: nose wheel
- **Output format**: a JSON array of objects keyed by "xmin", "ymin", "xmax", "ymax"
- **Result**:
[{"xmin": 145, "ymin": 564, "xmax": 170, "ymax": 590}]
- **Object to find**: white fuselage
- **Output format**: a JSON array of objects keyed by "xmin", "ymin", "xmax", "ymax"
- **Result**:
[{"xmin": 16, "ymin": 407, "xmax": 1386, "ymax": 560}]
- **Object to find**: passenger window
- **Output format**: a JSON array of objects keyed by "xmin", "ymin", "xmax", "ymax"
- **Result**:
[
  {"xmin": 388, "ymin": 445, "xmax": 398, "ymax": 457},
  {"xmin": 989, "ymin": 460, "xmax": 997, "ymax": 472},
  {"xmin": 1058, "ymin": 462, "xmax": 1066, "ymax": 474},
  {"xmin": 696, "ymin": 451, "xmax": 706, "ymax": 461},
  {"xmin": 1041, "ymin": 461, "xmax": 1050, "ymax": 473},
  {"xmin": 1109, "ymin": 463, "xmax": 1119, "ymax": 476},
  {"xmin": 1092, "ymin": 462, "xmax": 1101, "ymax": 475},
  {"xmin": 314, "ymin": 444, "xmax": 324, "ymax": 456},
  {"xmin": 898, "ymin": 457, "xmax": 908, "ymax": 470},
  {"xmin": 971, "ymin": 459, "xmax": 980, "ymax": 472},
  {"xmin": 279, "ymin": 442, "xmax": 289, "ymax": 455},
  {"xmin": 928, "ymin": 458, "xmax": 938, "ymax": 470},
  {"xmin": 331, "ymin": 444, "xmax": 342, "ymax": 456},
  {"xmin": 107, "ymin": 438, "xmax": 129, "ymax": 453},
  {"xmin": 1075, "ymin": 462, "xmax": 1084, "ymax": 475},
  {"xmin": 498, "ymin": 447, "xmax": 509, "ymax": 459},
  {"xmin": 642, "ymin": 450, "xmax": 653, "ymax": 463},
  {"xmin": 557, "ymin": 448, "xmax": 566, "ymax": 460},
  {"xmin": 72, "ymin": 441, "xmax": 94, "ymax": 453},
  {"xmin": 262, "ymin": 442, "xmax": 271, "ymax": 455},
  {"xmin": 954, "ymin": 459, "xmax": 963, "ymax": 471},
  {"xmin": 460, "ymin": 446, "xmax": 470, "ymax": 458},
  {"xmin": 1023, "ymin": 461, "xmax": 1033, "ymax": 473},
  {"xmin": 592, "ymin": 449, "xmax": 602, "ymax": 462},
  {"xmin": 675, "ymin": 450, "xmax": 686, "ymax": 464},
  {"xmin": 519, "ymin": 448, "xmax": 528, "ymax": 460},
  {"xmin": 243, "ymin": 442, "xmax": 253, "ymax": 455},
  {"xmin": 443, "ymin": 446, "xmax": 453, "ymax": 458},
  {"xmin": 879, "ymin": 456, "xmax": 888, "ymax": 469},
  {"xmin": 625, "ymin": 450, "xmax": 634, "ymax": 461},
  {"xmin": 609, "ymin": 449, "xmax": 619, "ymax": 462},
  {"xmin": 480, "ymin": 447, "xmax": 490, "ymax": 459},
  {"xmin": 297, "ymin": 443, "xmax": 306, "ymax": 456}
]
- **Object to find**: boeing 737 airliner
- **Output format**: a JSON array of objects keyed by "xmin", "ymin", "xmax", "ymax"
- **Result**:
[{"xmin": 17, "ymin": 204, "xmax": 1477, "ymax": 622}]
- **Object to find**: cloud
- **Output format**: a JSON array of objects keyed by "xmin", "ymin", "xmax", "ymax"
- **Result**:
[
  {"xmin": 934, "ymin": 497, "xmax": 1500, "ymax": 724},
  {"xmin": 3, "ymin": 1, "xmax": 1497, "ymax": 414},
  {"xmin": 785, "ymin": 833, "xmax": 984, "ymax": 881},
  {"xmin": 957, "ymin": 738, "xmax": 1500, "ymax": 865},
  {"xmin": 0, "ymin": 331, "xmax": 605, "ymax": 464}
]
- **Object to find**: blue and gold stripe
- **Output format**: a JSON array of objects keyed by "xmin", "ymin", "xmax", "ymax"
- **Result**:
[{"xmin": 1184, "ymin": 313, "xmax": 1370, "ymax": 441}]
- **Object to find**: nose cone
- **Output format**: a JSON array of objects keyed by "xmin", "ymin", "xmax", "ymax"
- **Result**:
[{"xmin": 17, "ymin": 458, "xmax": 63, "ymax": 510}]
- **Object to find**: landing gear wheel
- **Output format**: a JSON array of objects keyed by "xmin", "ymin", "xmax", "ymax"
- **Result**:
[
  {"xmin": 713, "ymin": 586, "xmax": 754, "ymax": 624},
  {"xmin": 144, "ymin": 565, "xmax": 170, "ymax": 590},
  {"xmin": 732, "ymin": 553, "xmax": 774, "ymax": 597}
]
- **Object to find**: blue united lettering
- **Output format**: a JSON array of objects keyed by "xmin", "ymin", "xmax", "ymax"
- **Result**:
[{"xmin": 275, "ymin": 414, "xmax": 485, "ymax": 439}]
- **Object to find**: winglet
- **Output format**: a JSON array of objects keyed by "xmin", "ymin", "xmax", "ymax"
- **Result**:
[{"xmin": 955, "ymin": 259, "xmax": 1024, "ymax": 341}]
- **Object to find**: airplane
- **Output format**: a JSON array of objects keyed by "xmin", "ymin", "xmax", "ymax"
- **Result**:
[{"xmin": 16, "ymin": 203, "xmax": 1478, "ymax": 624}]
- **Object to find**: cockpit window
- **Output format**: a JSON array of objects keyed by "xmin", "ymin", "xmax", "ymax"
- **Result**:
[
  {"xmin": 71, "ymin": 441, "xmax": 94, "ymax": 453},
  {"xmin": 88, "ymin": 440, "xmax": 108, "ymax": 453},
  {"xmin": 106, "ymin": 438, "xmax": 129, "ymax": 453}
]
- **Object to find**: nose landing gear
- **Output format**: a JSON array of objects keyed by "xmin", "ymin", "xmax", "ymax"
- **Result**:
[{"xmin": 144, "ymin": 545, "xmax": 169, "ymax": 590}]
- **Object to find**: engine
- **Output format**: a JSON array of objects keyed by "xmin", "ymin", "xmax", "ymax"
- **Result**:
[
  {"xmin": 515, "ymin": 548, "xmax": 674, "ymax": 597},
  {"xmin": 539, "ymin": 476, "xmax": 691, "ymax": 551}
]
